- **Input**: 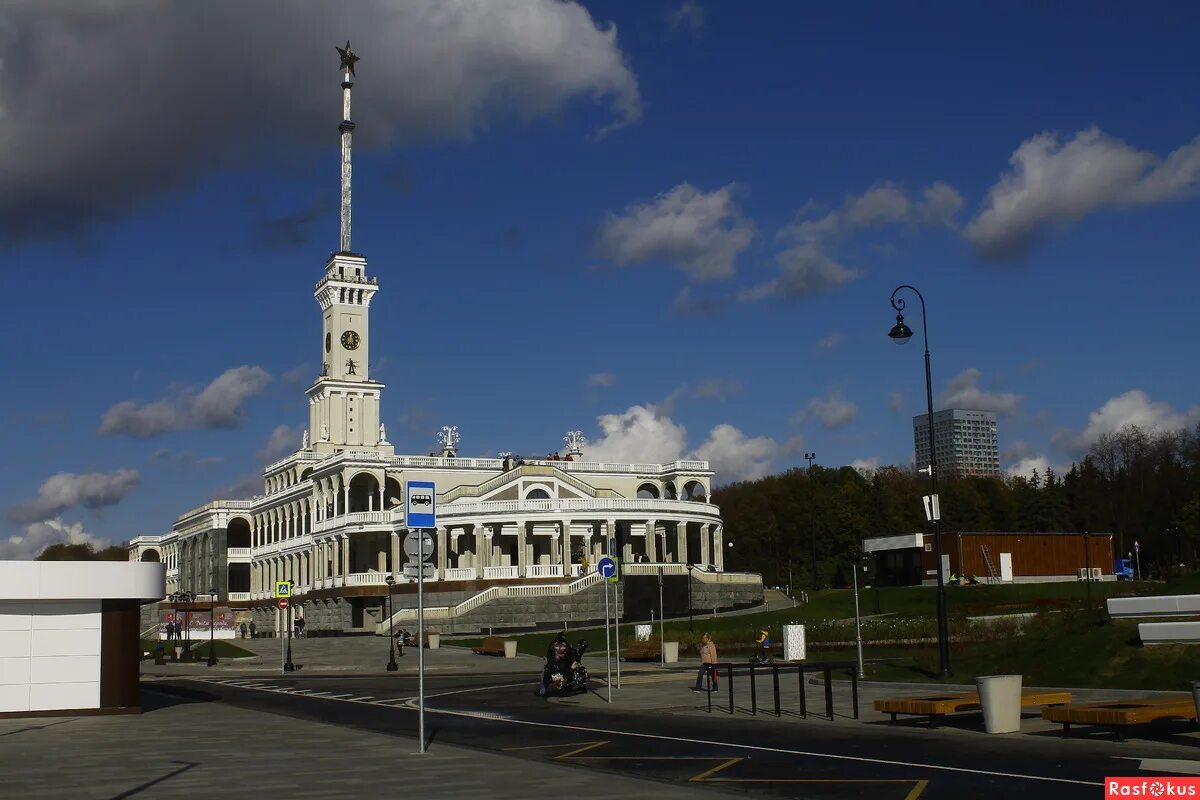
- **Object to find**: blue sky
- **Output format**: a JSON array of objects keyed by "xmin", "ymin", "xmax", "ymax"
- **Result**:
[{"xmin": 2, "ymin": 1, "xmax": 1199, "ymax": 556}]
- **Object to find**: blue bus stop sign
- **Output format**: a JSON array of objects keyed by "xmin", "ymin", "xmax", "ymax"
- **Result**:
[{"xmin": 405, "ymin": 481, "xmax": 436, "ymax": 529}]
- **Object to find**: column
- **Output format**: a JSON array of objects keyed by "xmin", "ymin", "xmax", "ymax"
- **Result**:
[
  {"xmin": 390, "ymin": 531, "xmax": 400, "ymax": 575},
  {"xmin": 605, "ymin": 520, "xmax": 616, "ymax": 558},
  {"xmin": 436, "ymin": 526, "xmax": 448, "ymax": 579},
  {"xmin": 341, "ymin": 536, "xmax": 350, "ymax": 580},
  {"xmin": 676, "ymin": 522, "xmax": 688, "ymax": 565},
  {"xmin": 516, "ymin": 520, "xmax": 527, "ymax": 576},
  {"xmin": 341, "ymin": 480, "xmax": 349, "ymax": 517},
  {"xmin": 645, "ymin": 519, "xmax": 658, "ymax": 563},
  {"xmin": 713, "ymin": 525, "xmax": 724, "ymax": 571},
  {"xmin": 700, "ymin": 521, "xmax": 711, "ymax": 566},
  {"xmin": 561, "ymin": 521, "xmax": 571, "ymax": 572},
  {"xmin": 475, "ymin": 524, "xmax": 488, "ymax": 578}
]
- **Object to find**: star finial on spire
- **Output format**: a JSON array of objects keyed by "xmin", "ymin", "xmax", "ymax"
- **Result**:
[{"xmin": 336, "ymin": 41, "xmax": 360, "ymax": 76}]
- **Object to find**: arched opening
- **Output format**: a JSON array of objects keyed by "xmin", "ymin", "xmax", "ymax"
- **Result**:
[
  {"xmin": 683, "ymin": 480, "xmax": 707, "ymax": 501},
  {"xmin": 300, "ymin": 467, "xmax": 313, "ymax": 482},
  {"xmin": 140, "ymin": 549, "xmax": 161, "ymax": 562},
  {"xmin": 636, "ymin": 483, "xmax": 660, "ymax": 499},
  {"xmin": 348, "ymin": 472, "xmax": 380, "ymax": 512},
  {"xmin": 384, "ymin": 477, "xmax": 403, "ymax": 510},
  {"xmin": 227, "ymin": 517, "xmax": 251, "ymax": 549},
  {"xmin": 526, "ymin": 488, "xmax": 550, "ymax": 500},
  {"xmin": 664, "ymin": 481, "xmax": 678, "ymax": 500}
]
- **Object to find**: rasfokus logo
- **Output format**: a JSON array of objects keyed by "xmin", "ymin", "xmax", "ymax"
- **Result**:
[{"xmin": 1107, "ymin": 778, "xmax": 1200, "ymax": 798}]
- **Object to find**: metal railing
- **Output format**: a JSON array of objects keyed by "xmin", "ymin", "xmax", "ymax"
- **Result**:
[{"xmin": 700, "ymin": 660, "xmax": 860, "ymax": 720}]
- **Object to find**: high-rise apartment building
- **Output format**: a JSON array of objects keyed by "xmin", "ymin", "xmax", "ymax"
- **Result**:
[{"xmin": 913, "ymin": 409, "xmax": 1000, "ymax": 478}]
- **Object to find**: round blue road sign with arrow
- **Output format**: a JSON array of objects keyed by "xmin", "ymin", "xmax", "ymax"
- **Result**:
[{"xmin": 597, "ymin": 557, "xmax": 617, "ymax": 579}]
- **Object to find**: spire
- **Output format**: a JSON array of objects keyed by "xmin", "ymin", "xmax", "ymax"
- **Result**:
[{"xmin": 336, "ymin": 41, "xmax": 359, "ymax": 254}]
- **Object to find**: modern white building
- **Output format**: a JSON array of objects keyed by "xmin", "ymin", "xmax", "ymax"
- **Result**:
[
  {"xmin": 128, "ymin": 44, "xmax": 749, "ymax": 636},
  {"xmin": 913, "ymin": 408, "xmax": 1000, "ymax": 478}
]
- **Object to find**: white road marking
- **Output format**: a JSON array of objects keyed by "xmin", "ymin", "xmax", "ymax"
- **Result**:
[
  {"xmin": 347, "ymin": 696, "xmax": 374, "ymax": 701},
  {"xmin": 1127, "ymin": 758, "xmax": 1200, "ymax": 775}
]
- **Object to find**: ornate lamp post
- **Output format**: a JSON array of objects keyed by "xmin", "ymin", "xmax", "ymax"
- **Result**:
[
  {"xmin": 207, "ymin": 587, "xmax": 217, "ymax": 667},
  {"xmin": 385, "ymin": 574, "xmax": 399, "ymax": 671},
  {"xmin": 284, "ymin": 581, "xmax": 295, "ymax": 673},
  {"xmin": 888, "ymin": 284, "xmax": 951, "ymax": 678}
]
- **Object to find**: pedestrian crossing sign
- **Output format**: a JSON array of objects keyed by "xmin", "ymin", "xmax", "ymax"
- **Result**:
[{"xmin": 275, "ymin": 581, "xmax": 292, "ymax": 598}]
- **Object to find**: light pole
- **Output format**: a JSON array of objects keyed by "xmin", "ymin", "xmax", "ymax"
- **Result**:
[
  {"xmin": 207, "ymin": 588, "xmax": 217, "ymax": 667},
  {"xmin": 283, "ymin": 581, "xmax": 295, "ymax": 673},
  {"xmin": 805, "ymin": 452, "xmax": 817, "ymax": 591},
  {"xmin": 385, "ymin": 574, "xmax": 399, "ymax": 671},
  {"xmin": 686, "ymin": 563, "xmax": 695, "ymax": 632},
  {"xmin": 888, "ymin": 284, "xmax": 951, "ymax": 678},
  {"xmin": 851, "ymin": 550, "xmax": 865, "ymax": 679}
]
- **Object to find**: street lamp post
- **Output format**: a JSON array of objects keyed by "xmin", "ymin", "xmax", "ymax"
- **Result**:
[
  {"xmin": 888, "ymin": 284, "xmax": 951, "ymax": 678},
  {"xmin": 804, "ymin": 452, "xmax": 816, "ymax": 591},
  {"xmin": 207, "ymin": 588, "xmax": 217, "ymax": 667},
  {"xmin": 283, "ymin": 581, "xmax": 295, "ymax": 673},
  {"xmin": 385, "ymin": 574, "xmax": 399, "ymax": 671},
  {"xmin": 686, "ymin": 563, "xmax": 695, "ymax": 632}
]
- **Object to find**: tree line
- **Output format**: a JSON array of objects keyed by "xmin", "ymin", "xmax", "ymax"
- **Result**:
[{"xmin": 713, "ymin": 423, "xmax": 1200, "ymax": 589}]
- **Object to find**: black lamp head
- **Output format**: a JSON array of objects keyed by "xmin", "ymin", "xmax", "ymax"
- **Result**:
[{"xmin": 888, "ymin": 313, "xmax": 914, "ymax": 344}]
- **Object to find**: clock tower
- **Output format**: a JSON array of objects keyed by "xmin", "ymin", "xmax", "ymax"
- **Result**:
[{"xmin": 306, "ymin": 43, "xmax": 392, "ymax": 454}]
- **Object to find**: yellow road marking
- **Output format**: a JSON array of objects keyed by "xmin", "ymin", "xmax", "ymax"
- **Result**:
[
  {"xmin": 690, "ymin": 757, "xmax": 746, "ymax": 782},
  {"xmin": 905, "ymin": 779, "xmax": 930, "ymax": 800}
]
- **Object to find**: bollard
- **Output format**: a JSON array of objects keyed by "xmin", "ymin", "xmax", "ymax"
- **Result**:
[
  {"xmin": 727, "ymin": 664, "xmax": 735, "ymax": 715},
  {"xmin": 706, "ymin": 667, "xmax": 713, "ymax": 714},
  {"xmin": 850, "ymin": 669, "xmax": 859, "ymax": 720},
  {"xmin": 798, "ymin": 665, "xmax": 807, "ymax": 718},
  {"xmin": 749, "ymin": 664, "xmax": 757, "ymax": 716},
  {"xmin": 773, "ymin": 664, "xmax": 781, "ymax": 717},
  {"xmin": 823, "ymin": 665, "xmax": 834, "ymax": 720}
]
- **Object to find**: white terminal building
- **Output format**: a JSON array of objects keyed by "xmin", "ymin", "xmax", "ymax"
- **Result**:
[{"xmin": 129, "ymin": 45, "xmax": 756, "ymax": 637}]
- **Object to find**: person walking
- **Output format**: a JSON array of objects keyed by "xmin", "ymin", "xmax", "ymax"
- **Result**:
[
  {"xmin": 692, "ymin": 633, "xmax": 719, "ymax": 692},
  {"xmin": 249, "ymin": 620, "xmax": 257, "ymax": 639},
  {"xmin": 239, "ymin": 622, "xmax": 248, "ymax": 640}
]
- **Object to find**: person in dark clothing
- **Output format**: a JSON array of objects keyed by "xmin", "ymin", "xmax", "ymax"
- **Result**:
[{"xmin": 539, "ymin": 633, "xmax": 578, "ymax": 695}]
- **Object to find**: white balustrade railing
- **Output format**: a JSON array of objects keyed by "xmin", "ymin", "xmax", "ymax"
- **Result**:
[
  {"xmin": 346, "ymin": 572, "xmax": 388, "ymax": 586},
  {"xmin": 228, "ymin": 592, "xmax": 250, "ymax": 601},
  {"xmin": 483, "ymin": 566, "xmax": 519, "ymax": 579},
  {"xmin": 455, "ymin": 586, "xmax": 503, "ymax": 615},
  {"xmin": 623, "ymin": 562, "xmax": 688, "ymax": 576},
  {"xmin": 569, "ymin": 564, "xmax": 583, "ymax": 578},
  {"xmin": 441, "ymin": 497, "xmax": 721, "ymax": 519},
  {"xmin": 507, "ymin": 584, "xmax": 561, "ymax": 597},
  {"xmin": 313, "ymin": 511, "xmax": 394, "ymax": 534},
  {"xmin": 527, "ymin": 564, "xmax": 564, "ymax": 578},
  {"xmin": 227, "ymin": 547, "xmax": 251, "ymax": 558},
  {"xmin": 443, "ymin": 567, "xmax": 476, "ymax": 581}
]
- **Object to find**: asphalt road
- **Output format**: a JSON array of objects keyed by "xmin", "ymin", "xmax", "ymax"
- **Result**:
[{"xmin": 150, "ymin": 670, "xmax": 1195, "ymax": 799}]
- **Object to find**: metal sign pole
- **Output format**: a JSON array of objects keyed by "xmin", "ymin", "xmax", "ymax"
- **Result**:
[
  {"xmin": 658, "ymin": 567, "xmax": 665, "ymax": 667},
  {"xmin": 280, "ymin": 605, "xmax": 284, "ymax": 674},
  {"xmin": 852, "ymin": 561, "xmax": 864, "ymax": 679},
  {"xmin": 418, "ymin": 528, "xmax": 426, "ymax": 754},
  {"xmin": 615, "ymin": 578, "xmax": 621, "ymax": 688},
  {"xmin": 604, "ymin": 578, "xmax": 612, "ymax": 704}
]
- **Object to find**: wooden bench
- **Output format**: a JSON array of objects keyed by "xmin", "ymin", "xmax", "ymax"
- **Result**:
[
  {"xmin": 622, "ymin": 641, "xmax": 662, "ymax": 661},
  {"xmin": 1042, "ymin": 695, "xmax": 1198, "ymax": 741},
  {"xmin": 472, "ymin": 636, "xmax": 507, "ymax": 656},
  {"xmin": 875, "ymin": 690, "xmax": 1072, "ymax": 728}
]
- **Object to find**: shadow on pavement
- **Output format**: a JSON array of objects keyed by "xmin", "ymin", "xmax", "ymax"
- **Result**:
[{"xmin": 140, "ymin": 683, "xmax": 219, "ymax": 713}]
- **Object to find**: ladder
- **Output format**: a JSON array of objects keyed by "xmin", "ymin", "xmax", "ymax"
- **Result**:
[{"xmin": 980, "ymin": 545, "xmax": 1000, "ymax": 584}]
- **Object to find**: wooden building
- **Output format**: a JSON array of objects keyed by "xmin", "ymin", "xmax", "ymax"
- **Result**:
[{"xmin": 865, "ymin": 531, "xmax": 1114, "ymax": 586}]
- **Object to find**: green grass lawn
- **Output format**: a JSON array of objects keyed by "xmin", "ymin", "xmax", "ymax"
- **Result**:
[
  {"xmin": 139, "ymin": 638, "xmax": 257, "ymax": 660},
  {"xmin": 450, "ymin": 575, "xmax": 1200, "ymax": 690}
]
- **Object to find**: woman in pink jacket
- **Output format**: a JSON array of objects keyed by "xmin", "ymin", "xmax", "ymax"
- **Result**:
[{"xmin": 692, "ymin": 633, "xmax": 719, "ymax": 692}]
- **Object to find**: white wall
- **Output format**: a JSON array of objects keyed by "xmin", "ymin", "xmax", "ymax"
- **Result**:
[{"xmin": 0, "ymin": 600, "xmax": 101, "ymax": 713}]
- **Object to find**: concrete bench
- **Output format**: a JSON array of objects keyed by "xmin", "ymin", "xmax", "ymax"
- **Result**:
[
  {"xmin": 1042, "ymin": 695, "xmax": 1198, "ymax": 741},
  {"xmin": 472, "ymin": 636, "xmax": 507, "ymax": 656},
  {"xmin": 1138, "ymin": 621, "xmax": 1200, "ymax": 644},
  {"xmin": 875, "ymin": 690, "xmax": 1072, "ymax": 728},
  {"xmin": 1107, "ymin": 594, "xmax": 1200, "ymax": 618}
]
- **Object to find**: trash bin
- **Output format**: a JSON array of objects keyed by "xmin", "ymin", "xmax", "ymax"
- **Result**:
[
  {"xmin": 503, "ymin": 640, "xmax": 518, "ymax": 659},
  {"xmin": 977, "ymin": 674, "xmax": 1023, "ymax": 734},
  {"xmin": 427, "ymin": 633, "xmax": 440, "ymax": 650},
  {"xmin": 783, "ymin": 624, "xmax": 806, "ymax": 662},
  {"xmin": 662, "ymin": 641, "xmax": 679, "ymax": 663}
]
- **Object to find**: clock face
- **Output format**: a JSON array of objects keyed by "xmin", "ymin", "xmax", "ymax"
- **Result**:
[{"xmin": 341, "ymin": 330, "xmax": 361, "ymax": 350}]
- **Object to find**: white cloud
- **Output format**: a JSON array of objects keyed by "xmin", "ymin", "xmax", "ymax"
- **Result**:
[
  {"xmin": 99, "ymin": 365, "xmax": 271, "ymax": 438},
  {"xmin": 938, "ymin": 368, "xmax": 1023, "ymax": 416},
  {"xmin": 966, "ymin": 127, "xmax": 1200, "ymax": 259},
  {"xmin": 585, "ymin": 404, "xmax": 779, "ymax": 484},
  {"xmin": 1005, "ymin": 455, "xmax": 1068, "ymax": 481},
  {"xmin": 7, "ymin": 469, "xmax": 140, "ymax": 525},
  {"xmin": 817, "ymin": 334, "xmax": 841, "ymax": 351},
  {"xmin": 784, "ymin": 181, "xmax": 963, "ymax": 245},
  {"xmin": 1053, "ymin": 389, "xmax": 1200, "ymax": 454},
  {"xmin": 586, "ymin": 372, "xmax": 616, "ymax": 388},
  {"xmin": 258, "ymin": 424, "xmax": 300, "ymax": 463},
  {"xmin": 739, "ymin": 243, "xmax": 860, "ymax": 303},
  {"xmin": 888, "ymin": 391, "xmax": 905, "ymax": 414},
  {"xmin": 595, "ymin": 183, "xmax": 755, "ymax": 282},
  {"xmin": 0, "ymin": 0, "xmax": 641, "ymax": 245},
  {"xmin": 850, "ymin": 457, "xmax": 881, "ymax": 476},
  {"xmin": 691, "ymin": 424, "xmax": 777, "ymax": 483},
  {"xmin": 0, "ymin": 518, "xmax": 105, "ymax": 561},
  {"xmin": 667, "ymin": 1, "xmax": 705, "ymax": 31},
  {"xmin": 793, "ymin": 390, "xmax": 859, "ymax": 430},
  {"xmin": 212, "ymin": 474, "xmax": 263, "ymax": 502},
  {"xmin": 586, "ymin": 405, "xmax": 687, "ymax": 464}
]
